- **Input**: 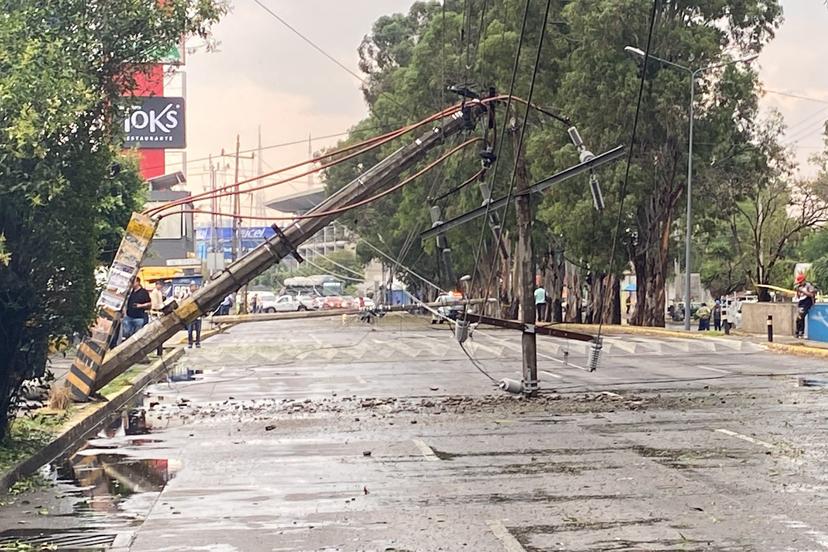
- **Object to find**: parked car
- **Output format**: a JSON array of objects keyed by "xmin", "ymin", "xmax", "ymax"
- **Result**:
[
  {"xmin": 313, "ymin": 295, "xmax": 344, "ymax": 310},
  {"xmin": 270, "ymin": 294, "xmax": 311, "ymax": 312},
  {"xmin": 431, "ymin": 292, "xmax": 464, "ymax": 324}
]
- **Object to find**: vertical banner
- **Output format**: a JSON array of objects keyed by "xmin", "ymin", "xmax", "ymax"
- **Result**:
[{"xmin": 67, "ymin": 213, "xmax": 157, "ymax": 400}]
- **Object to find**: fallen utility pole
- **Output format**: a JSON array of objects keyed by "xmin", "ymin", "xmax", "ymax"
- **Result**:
[
  {"xmin": 210, "ymin": 297, "xmax": 494, "ymax": 325},
  {"xmin": 77, "ymin": 106, "xmax": 485, "ymax": 400}
]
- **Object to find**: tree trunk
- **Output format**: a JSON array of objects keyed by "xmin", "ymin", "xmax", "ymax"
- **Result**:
[
  {"xmin": 564, "ymin": 260, "xmax": 582, "ymax": 323},
  {"xmin": 587, "ymin": 272, "xmax": 621, "ymax": 325},
  {"xmin": 541, "ymin": 247, "xmax": 565, "ymax": 323}
]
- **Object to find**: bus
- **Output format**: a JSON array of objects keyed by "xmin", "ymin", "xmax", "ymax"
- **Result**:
[{"xmin": 281, "ymin": 275, "xmax": 344, "ymax": 297}]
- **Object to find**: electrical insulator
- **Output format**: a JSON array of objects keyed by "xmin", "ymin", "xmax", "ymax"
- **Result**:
[{"xmin": 588, "ymin": 337, "xmax": 603, "ymax": 372}]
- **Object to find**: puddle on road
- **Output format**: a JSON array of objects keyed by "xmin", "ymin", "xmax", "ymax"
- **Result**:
[{"xmin": 0, "ymin": 403, "xmax": 179, "ymax": 550}]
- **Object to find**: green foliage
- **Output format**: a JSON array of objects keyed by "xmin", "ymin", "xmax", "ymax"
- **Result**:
[
  {"xmin": 8, "ymin": 473, "xmax": 51, "ymax": 496},
  {"xmin": 325, "ymin": 0, "xmax": 782, "ymax": 322},
  {"xmin": 0, "ymin": 412, "xmax": 69, "ymax": 474},
  {"xmin": 0, "ymin": 0, "xmax": 224, "ymax": 436}
]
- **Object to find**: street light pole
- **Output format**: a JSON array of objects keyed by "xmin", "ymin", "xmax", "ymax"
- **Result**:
[
  {"xmin": 623, "ymin": 47, "xmax": 757, "ymax": 330},
  {"xmin": 685, "ymin": 70, "xmax": 696, "ymax": 330}
]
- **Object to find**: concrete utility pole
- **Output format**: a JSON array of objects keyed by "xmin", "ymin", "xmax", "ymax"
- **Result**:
[
  {"xmin": 511, "ymin": 126, "xmax": 538, "ymax": 396},
  {"xmin": 232, "ymin": 134, "xmax": 241, "ymax": 263},
  {"xmin": 209, "ymin": 155, "xmax": 219, "ymax": 255},
  {"xmin": 222, "ymin": 135, "xmax": 255, "ymax": 313},
  {"xmin": 90, "ymin": 108, "xmax": 481, "ymax": 394}
]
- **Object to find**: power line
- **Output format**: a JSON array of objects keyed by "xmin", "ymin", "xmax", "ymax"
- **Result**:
[
  {"xmin": 360, "ymin": 239, "xmax": 446, "ymax": 294},
  {"xmin": 765, "ymin": 89, "xmax": 828, "ymax": 105},
  {"xmin": 481, "ymin": 0, "xmax": 553, "ymax": 304},
  {"xmin": 251, "ymin": 0, "xmax": 367, "ymax": 85},
  {"xmin": 597, "ymin": 0, "xmax": 660, "ymax": 339},
  {"xmin": 466, "ymin": 0, "xmax": 531, "ymax": 303},
  {"xmin": 140, "ymin": 129, "xmax": 372, "ymax": 174}
]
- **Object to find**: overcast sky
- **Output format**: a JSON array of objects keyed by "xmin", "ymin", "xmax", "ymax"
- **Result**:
[{"xmin": 177, "ymin": 0, "xmax": 828, "ymax": 210}]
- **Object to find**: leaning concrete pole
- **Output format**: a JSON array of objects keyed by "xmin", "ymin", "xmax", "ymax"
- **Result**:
[{"xmin": 82, "ymin": 107, "xmax": 482, "ymax": 398}]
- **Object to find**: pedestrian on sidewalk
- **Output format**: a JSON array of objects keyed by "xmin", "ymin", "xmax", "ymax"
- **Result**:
[
  {"xmin": 122, "ymin": 277, "xmax": 151, "ymax": 342},
  {"xmin": 149, "ymin": 280, "xmax": 167, "ymax": 356},
  {"xmin": 712, "ymin": 299, "xmax": 722, "ymax": 331},
  {"xmin": 795, "ymin": 273, "xmax": 816, "ymax": 338},
  {"xmin": 697, "ymin": 302, "xmax": 711, "ymax": 331},
  {"xmin": 184, "ymin": 281, "xmax": 202, "ymax": 348},
  {"xmin": 534, "ymin": 285, "xmax": 546, "ymax": 322}
]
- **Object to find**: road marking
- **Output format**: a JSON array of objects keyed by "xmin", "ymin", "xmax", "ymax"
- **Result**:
[
  {"xmin": 697, "ymin": 365, "xmax": 732, "ymax": 374},
  {"xmin": 470, "ymin": 341, "xmax": 503, "ymax": 357},
  {"xmin": 715, "ymin": 428, "xmax": 774, "ymax": 449},
  {"xmin": 776, "ymin": 517, "xmax": 828, "ymax": 549},
  {"xmin": 412, "ymin": 439, "xmax": 439, "ymax": 461},
  {"xmin": 487, "ymin": 520, "xmax": 527, "ymax": 552},
  {"xmin": 478, "ymin": 331, "xmax": 588, "ymax": 370},
  {"xmin": 538, "ymin": 351, "xmax": 588, "ymax": 372},
  {"xmin": 540, "ymin": 370, "xmax": 562, "ymax": 379}
]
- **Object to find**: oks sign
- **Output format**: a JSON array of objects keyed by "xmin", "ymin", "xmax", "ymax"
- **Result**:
[{"xmin": 123, "ymin": 97, "xmax": 186, "ymax": 149}]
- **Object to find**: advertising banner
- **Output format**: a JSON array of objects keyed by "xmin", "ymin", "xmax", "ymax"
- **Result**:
[
  {"xmin": 123, "ymin": 97, "xmax": 186, "ymax": 149},
  {"xmin": 68, "ymin": 213, "xmax": 158, "ymax": 400}
]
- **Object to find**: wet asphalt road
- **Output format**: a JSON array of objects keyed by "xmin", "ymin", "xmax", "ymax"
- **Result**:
[{"xmin": 3, "ymin": 315, "xmax": 828, "ymax": 551}]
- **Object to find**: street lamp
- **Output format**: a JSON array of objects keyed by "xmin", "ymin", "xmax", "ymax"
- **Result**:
[{"xmin": 624, "ymin": 46, "xmax": 758, "ymax": 330}]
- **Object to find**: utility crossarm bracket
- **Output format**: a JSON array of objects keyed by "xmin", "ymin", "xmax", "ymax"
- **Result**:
[
  {"xmin": 420, "ymin": 145, "xmax": 625, "ymax": 241},
  {"xmin": 464, "ymin": 313, "xmax": 596, "ymax": 343}
]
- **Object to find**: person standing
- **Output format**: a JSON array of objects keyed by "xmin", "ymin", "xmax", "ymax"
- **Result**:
[
  {"xmin": 712, "ymin": 300, "xmax": 723, "ymax": 331},
  {"xmin": 149, "ymin": 280, "xmax": 167, "ymax": 356},
  {"xmin": 795, "ymin": 273, "xmax": 817, "ymax": 338},
  {"xmin": 534, "ymin": 285, "xmax": 546, "ymax": 322},
  {"xmin": 183, "ymin": 281, "xmax": 202, "ymax": 348},
  {"xmin": 218, "ymin": 293, "xmax": 234, "ymax": 316},
  {"xmin": 696, "ymin": 302, "xmax": 711, "ymax": 331},
  {"xmin": 122, "ymin": 278, "xmax": 151, "ymax": 342}
]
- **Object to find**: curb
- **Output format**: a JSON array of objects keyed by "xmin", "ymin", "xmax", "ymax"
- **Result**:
[
  {"xmin": 0, "ymin": 347, "xmax": 184, "ymax": 493},
  {"xmin": 765, "ymin": 342, "xmax": 828, "ymax": 359}
]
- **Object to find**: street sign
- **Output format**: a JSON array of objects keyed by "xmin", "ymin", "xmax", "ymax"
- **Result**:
[{"xmin": 123, "ymin": 97, "xmax": 186, "ymax": 149}]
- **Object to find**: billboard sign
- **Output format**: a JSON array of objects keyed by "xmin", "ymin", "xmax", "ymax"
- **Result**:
[
  {"xmin": 123, "ymin": 97, "xmax": 186, "ymax": 149},
  {"xmin": 196, "ymin": 226, "xmax": 276, "ymax": 260}
]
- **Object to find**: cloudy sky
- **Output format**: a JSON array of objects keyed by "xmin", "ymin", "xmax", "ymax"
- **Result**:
[{"xmin": 175, "ymin": 0, "xmax": 828, "ymax": 211}]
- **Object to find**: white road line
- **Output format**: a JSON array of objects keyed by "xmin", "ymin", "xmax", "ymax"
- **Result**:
[
  {"xmin": 477, "ymin": 331, "xmax": 588, "ymax": 370},
  {"xmin": 776, "ymin": 517, "xmax": 828, "ymax": 549},
  {"xmin": 540, "ymin": 370, "xmax": 562, "ymax": 379},
  {"xmin": 715, "ymin": 428, "xmax": 774, "ymax": 449},
  {"xmin": 470, "ymin": 341, "xmax": 503, "ymax": 357},
  {"xmin": 487, "ymin": 520, "xmax": 527, "ymax": 552},
  {"xmin": 412, "ymin": 439, "xmax": 440, "ymax": 461},
  {"xmin": 697, "ymin": 365, "xmax": 732, "ymax": 374},
  {"xmin": 538, "ymin": 351, "xmax": 588, "ymax": 372}
]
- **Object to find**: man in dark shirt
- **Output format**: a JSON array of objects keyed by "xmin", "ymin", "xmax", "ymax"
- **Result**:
[{"xmin": 122, "ymin": 277, "xmax": 152, "ymax": 342}]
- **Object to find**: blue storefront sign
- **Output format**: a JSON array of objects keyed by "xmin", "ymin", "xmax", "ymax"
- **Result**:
[
  {"xmin": 196, "ymin": 226, "xmax": 276, "ymax": 261},
  {"xmin": 807, "ymin": 304, "xmax": 828, "ymax": 343}
]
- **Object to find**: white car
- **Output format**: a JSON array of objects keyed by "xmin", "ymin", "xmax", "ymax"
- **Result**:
[
  {"xmin": 271, "ymin": 294, "xmax": 311, "ymax": 312},
  {"xmin": 431, "ymin": 292, "xmax": 464, "ymax": 324}
]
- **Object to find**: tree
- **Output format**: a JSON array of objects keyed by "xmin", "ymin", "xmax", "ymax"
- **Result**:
[
  {"xmin": 0, "ymin": 0, "xmax": 224, "ymax": 436},
  {"xmin": 698, "ymin": 117, "xmax": 828, "ymax": 299},
  {"xmin": 539, "ymin": 0, "xmax": 781, "ymax": 325},
  {"xmin": 325, "ymin": 0, "xmax": 782, "ymax": 327}
]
